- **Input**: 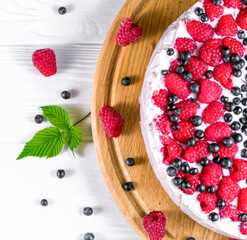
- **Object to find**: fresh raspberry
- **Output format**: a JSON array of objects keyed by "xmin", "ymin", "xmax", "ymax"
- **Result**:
[
  {"xmin": 176, "ymin": 170, "xmax": 200, "ymax": 195},
  {"xmin": 223, "ymin": 37, "xmax": 245, "ymax": 57},
  {"xmin": 230, "ymin": 159, "xmax": 247, "ymax": 182},
  {"xmin": 240, "ymin": 222, "xmax": 247, "ymax": 235},
  {"xmin": 238, "ymin": 188, "xmax": 247, "ymax": 212},
  {"xmin": 184, "ymin": 56, "xmax": 208, "ymax": 81},
  {"xmin": 236, "ymin": 8, "xmax": 247, "ymax": 30},
  {"xmin": 205, "ymin": 122, "xmax": 232, "ymax": 142},
  {"xmin": 213, "ymin": 143, "xmax": 238, "ymax": 159},
  {"xmin": 173, "ymin": 37, "xmax": 197, "ymax": 54},
  {"xmin": 32, "ymin": 48, "xmax": 57, "ymax": 77},
  {"xmin": 152, "ymin": 89, "xmax": 169, "ymax": 111},
  {"xmin": 142, "ymin": 211, "xmax": 166, "ymax": 240},
  {"xmin": 115, "ymin": 18, "xmax": 143, "ymax": 47},
  {"xmin": 197, "ymin": 192, "xmax": 217, "ymax": 213},
  {"xmin": 217, "ymin": 177, "xmax": 240, "ymax": 203},
  {"xmin": 168, "ymin": 59, "xmax": 180, "ymax": 73},
  {"xmin": 200, "ymin": 162, "xmax": 223, "ymax": 187},
  {"xmin": 214, "ymin": 63, "xmax": 233, "ymax": 90},
  {"xmin": 162, "ymin": 139, "xmax": 183, "ymax": 165},
  {"xmin": 174, "ymin": 99, "xmax": 200, "ymax": 121},
  {"xmin": 202, "ymin": 101, "xmax": 225, "ymax": 124},
  {"xmin": 199, "ymin": 39, "xmax": 223, "ymax": 67},
  {"xmin": 198, "ymin": 79, "xmax": 222, "ymax": 104},
  {"xmin": 215, "ymin": 15, "xmax": 238, "ymax": 37},
  {"xmin": 186, "ymin": 20, "xmax": 214, "ymax": 43},
  {"xmin": 223, "ymin": 0, "xmax": 243, "ymax": 9},
  {"xmin": 219, "ymin": 204, "xmax": 241, "ymax": 222},
  {"xmin": 154, "ymin": 114, "xmax": 172, "ymax": 135},
  {"xmin": 183, "ymin": 140, "xmax": 210, "ymax": 163},
  {"xmin": 203, "ymin": 0, "xmax": 224, "ymax": 21},
  {"xmin": 164, "ymin": 73, "xmax": 190, "ymax": 99},
  {"xmin": 99, "ymin": 105, "xmax": 124, "ymax": 138},
  {"xmin": 172, "ymin": 120, "xmax": 195, "ymax": 143}
]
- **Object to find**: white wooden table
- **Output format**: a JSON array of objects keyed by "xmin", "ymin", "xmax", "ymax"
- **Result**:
[{"xmin": 0, "ymin": 0, "xmax": 140, "ymax": 239}]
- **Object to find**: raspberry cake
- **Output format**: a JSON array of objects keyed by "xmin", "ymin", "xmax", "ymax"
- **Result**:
[{"xmin": 140, "ymin": 0, "xmax": 247, "ymax": 239}]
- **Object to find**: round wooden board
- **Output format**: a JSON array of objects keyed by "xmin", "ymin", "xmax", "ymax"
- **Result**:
[{"xmin": 91, "ymin": 0, "xmax": 228, "ymax": 239}]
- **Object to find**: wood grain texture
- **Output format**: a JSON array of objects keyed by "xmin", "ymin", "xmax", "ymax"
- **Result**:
[{"xmin": 92, "ymin": 0, "xmax": 228, "ymax": 239}]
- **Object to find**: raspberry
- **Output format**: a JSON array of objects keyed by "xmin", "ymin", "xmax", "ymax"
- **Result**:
[
  {"xmin": 215, "ymin": 15, "xmax": 238, "ymax": 37},
  {"xmin": 32, "ymin": 48, "xmax": 57, "ymax": 77},
  {"xmin": 174, "ymin": 99, "xmax": 200, "ymax": 121},
  {"xmin": 164, "ymin": 73, "xmax": 190, "ymax": 99},
  {"xmin": 240, "ymin": 222, "xmax": 247, "ymax": 235},
  {"xmin": 168, "ymin": 59, "xmax": 180, "ymax": 73},
  {"xmin": 205, "ymin": 122, "xmax": 232, "ymax": 142},
  {"xmin": 223, "ymin": 0, "xmax": 243, "ymax": 9},
  {"xmin": 219, "ymin": 204, "xmax": 241, "ymax": 222},
  {"xmin": 186, "ymin": 20, "xmax": 214, "ymax": 43},
  {"xmin": 152, "ymin": 89, "xmax": 169, "ymax": 111},
  {"xmin": 115, "ymin": 18, "xmax": 143, "ymax": 47},
  {"xmin": 142, "ymin": 211, "xmax": 166, "ymax": 240},
  {"xmin": 172, "ymin": 120, "xmax": 195, "ymax": 143},
  {"xmin": 214, "ymin": 63, "xmax": 233, "ymax": 90},
  {"xmin": 238, "ymin": 188, "xmax": 247, "ymax": 212},
  {"xmin": 197, "ymin": 192, "xmax": 217, "ymax": 213},
  {"xmin": 184, "ymin": 56, "xmax": 208, "ymax": 81},
  {"xmin": 223, "ymin": 37, "xmax": 245, "ymax": 57},
  {"xmin": 213, "ymin": 143, "xmax": 238, "ymax": 159},
  {"xmin": 217, "ymin": 177, "xmax": 240, "ymax": 203},
  {"xmin": 176, "ymin": 170, "xmax": 200, "ymax": 195},
  {"xmin": 183, "ymin": 140, "xmax": 210, "ymax": 163},
  {"xmin": 202, "ymin": 101, "xmax": 225, "ymax": 124},
  {"xmin": 198, "ymin": 79, "xmax": 222, "ymax": 104},
  {"xmin": 173, "ymin": 37, "xmax": 197, "ymax": 54},
  {"xmin": 162, "ymin": 139, "xmax": 183, "ymax": 165},
  {"xmin": 200, "ymin": 162, "xmax": 223, "ymax": 187},
  {"xmin": 203, "ymin": 0, "xmax": 224, "ymax": 22},
  {"xmin": 154, "ymin": 114, "xmax": 172, "ymax": 135},
  {"xmin": 99, "ymin": 105, "xmax": 124, "ymax": 138},
  {"xmin": 236, "ymin": 8, "xmax": 247, "ymax": 30},
  {"xmin": 230, "ymin": 159, "xmax": 247, "ymax": 182}
]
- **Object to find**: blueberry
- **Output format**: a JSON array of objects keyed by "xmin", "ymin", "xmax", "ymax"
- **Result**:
[
  {"xmin": 241, "ymin": 149, "xmax": 247, "ymax": 158},
  {"xmin": 40, "ymin": 199, "xmax": 48, "ymax": 206},
  {"xmin": 190, "ymin": 83, "xmax": 200, "ymax": 93},
  {"xmin": 221, "ymin": 157, "xmax": 233, "ymax": 169},
  {"xmin": 231, "ymin": 86, "xmax": 241, "ymax": 96},
  {"xmin": 181, "ymin": 51, "xmax": 192, "ymax": 61},
  {"xmin": 217, "ymin": 199, "xmax": 226, "ymax": 209},
  {"xmin": 225, "ymin": 102, "xmax": 236, "ymax": 112},
  {"xmin": 209, "ymin": 212, "xmax": 219, "ymax": 222},
  {"xmin": 240, "ymin": 117, "xmax": 247, "ymax": 124},
  {"xmin": 197, "ymin": 184, "xmax": 206, "ymax": 193},
  {"xmin": 234, "ymin": 106, "xmax": 242, "ymax": 115},
  {"xmin": 244, "ymin": 38, "xmax": 247, "ymax": 46},
  {"xmin": 242, "ymin": 98, "xmax": 247, "ymax": 106},
  {"xmin": 169, "ymin": 113, "xmax": 178, "ymax": 122},
  {"xmin": 167, "ymin": 103, "xmax": 176, "ymax": 111},
  {"xmin": 238, "ymin": 30, "xmax": 246, "ymax": 39},
  {"xmin": 222, "ymin": 137, "xmax": 234, "ymax": 148},
  {"xmin": 61, "ymin": 91, "xmax": 71, "ymax": 99},
  {"xmin": 58, "ymin": 6, "xmax": 67, "ymax": 15},
  {"xmin": 173, "ymin": 177, "xmax": 183, "ymax": 187},
  {"xmin": 231, "ymin": 121, "xmax": 241, "ymax": 130},
  {"xmin": 241, "ymin": 125, "xmax": 247, "ymax": 133},
  {"xmin": 223, "ymin": 55, "xmax": 231, "ymax": 63},
  {"xmin": 207, "ymin": 186, "xmax": 216, "ymax": 194},
  {"xmin": 231, "ymin": 53, "xmax": 241, "ymax": 63},
  {"xmin": 166, "ymin": 166, "xmax": 177, "ymax": 177},
  {"xmin": 191, "ymin": 116, "xmax": 203, "ymax": 126},
  {"xmin": 209, "ymin": 143, "xmax": 220, "ymax": 153},
  {"xmin": 84, "ymin": 233, "xmax": 95, "ymax": 240},
  {"xmin": 186, "ymin": 238, "xmax": 195, "ymax": 240},
  {"xmin": 176, "ymin": 66, "xmax": 185, "ymax": 74},
  {"xmin": 189, "ymin": 168, "xmax": 198, "ymax": 175},
  {"xmin": 181, "ymin": 180, "xmax": 191, "ymax": 190},
  {"xmin": 201, "ymin": 13, "xmax": 209, "ymax": 22},
  {"xmin": 234, "ymin": 69, "xmax": 242, "ymax": 77},
  {"xmin": 34, "ymin": 114, "xmax": 44, "ymax": 124},
  {"xmin": 183, "ymin": 72, "xmax": 193, "ymax": 82},
  {"xmin": 233, "ymin": 97, "xmax": 241, "ymax": 105},
  {"xmin": 83, "ymin": 207, "xmax": 93, "ymax": 216},
  {"xmin": 244, "ymin": 140, "xmax": 247, "ymax": 148},
  {"xmin": 121, "ymin": 77, "xmax": 131, "ymax": 86},
  {"xmin": 206, "ymin": 70, "xmax": 214, "ymax": 79},
  {"xmin": 233, "ymin": 62, "xmax": 242, "ymax": 70},
  {"xmin": 242, "ymin": 85, "xmax": 247, "ymax": 92},
  {"xmin": 240, "ymin": 59, "xmax": 246, "ymax": 68},
  {"xmin": 239, "ymin": 213, "xmax": 247, "ymax": 222},
  {"xmin": 232, "ymin": 132, "xmax": 243, "ymax": 143},
  {"xmin": 125, "ymin": 158, "xmax": 135, "ymax": 166},
  {"xmin": 181, "ymin": 162, "xmax": 190, "ymax": 173},
  {"xmin": 172, "ymin": 123, "xmax": 179, "ymax": 131},
  {"xmin": 122, "ymin": 182, "xmax": 133, "ymax": 191},
  {"xmin": 213, "ymin": 156, "xmax": 221, "ymax": 164},
  {"xmin": 57, "ymin": 169, "xmax": 65, "ymax": 179},
  {"xmin": 222, "ymin": 47, "xmax": 231, "ymax": 56},
  {"xmin": 187, "ymin": 138, "xmax": 196, "ymax": 147},
  {"xmin": 161, "ymin": 70, "xmax": 168, "ymax": 76},
  {"xmin": 195, "ymin": 129, "xmax": 205, "ymax": 139},
  {"xmin": 195, "ymin": 7, "xmax": 204, "ymax": 16},
  {"xmin": 221, "ymin": 96, "xmax": 229, "ymax": 104},
  {"xmin": 180, "ymin": 59, "xmax": 188, "ymax": 66},
  {"xmin": 167, "ymin": 48, "xmax": 174, "ymax": 56},
  {"xmin": 200, "ymin": 158, "xmax": 209, "ymax": 166},
  {"xmin": 213, "ymin": 0, "xmax": 222, "ymax": 5},
  {"xmin": 168, "ymin": 94, "xmax": 178, "ymax": 103},
  {"xmin": 172, "ymin": 158, "xmax": 182, "ymax": 168},
  {"xmin": 243, "ymin": 108, "xmax": 247, "ymax": 117}
]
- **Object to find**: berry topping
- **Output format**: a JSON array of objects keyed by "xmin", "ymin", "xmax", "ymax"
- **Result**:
[
  {"xmin": 230, "ymin": 159, "xmax": 247, "ymax": 182},
  {"xmin": 213, "ymin": 143, "xmax": 238, "ymax": 159},
  {"xmin": 219, "ymin": 204, "xmax": 241, "ymax": 221},
  {"xmin": 197, "ymin": 192, "xmax": 217, "ymax": 213},
  {"xmin": 168, "ymin": 59, "xmax": 180, "ymax": 73},
  {"xmin": 172, "ymin": 120, "xmax": 195, "ymax": 143},
  {"xmin": 121, "ymin": 77, "xmax": 131, "ymax": 86},
  {"xmin": 223, "ymin": 0, "xmax": 243, "ymax": 9},
  {"xmin": 154, "ymin": 114, "xmax": 172, "ymax": 135},
  {"xmin": 174, "ymin": 38, "xmax": 197, "ymax": 54},
  {"xmin": 215, "ymin": 15, "xmax": 238, "ymax": 37},
  {"xmin": 240, "ymin": 222, "xmax": 247, "ymax": 235},
  {"xmin": 238, "ymin": 188, "xmax": 247, "ymax": 212},
  {"xmin": 214, "ymin": 63, "xmax": 233, "ymax": 90},
  {"xmin": 203, "ymin": 0, "xmax": 224, "ymax": 22},
  {"xmin": 236, "ymin": 8, "xmax": 247, "ymax": 30},
  {"xmin": 162, "ymin": 139, "xmax": 183, "ymax": 165},
  {"xmin": 205, "ymin": 122, "xmax": 232, "ymax": 142},
  {"xmin": 223, "ymin": 37, "xmax": 245, "ymax": 57},
  {"xmin": 202, "ymin": 101, "xmax": 225, "ymax": 124},
  {"xmin": 152, "ymin": 89, "xmax": 169, "ymax": 111}
]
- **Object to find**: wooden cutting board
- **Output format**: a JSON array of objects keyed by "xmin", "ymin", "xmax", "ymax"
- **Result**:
[{"xmin": 91, "ymin": 0, "xmax": 228, "ymax": 239}]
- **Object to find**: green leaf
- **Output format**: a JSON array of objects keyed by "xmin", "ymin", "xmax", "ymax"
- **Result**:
[
  {"xmin": 17, "ymin": 127, "xmax": 64, "ymax": 160},
  {"xmin": 65, "ymin": 126, "xmax": 82, "ymax": 153},
  {"xmin": 41, "ymin": 105, "xmax": 71, "ymax": 130}
]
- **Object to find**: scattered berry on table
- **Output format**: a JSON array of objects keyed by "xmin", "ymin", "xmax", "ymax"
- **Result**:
[
  {"xmin": 125, "ymin": 158, "xmax": 135, "ymax": 166},
  {"xmin": 40, "ymin": 199, "xmax": 48, "ymax": 206},
  {"xmin": 84, "ymin": 233, "xmax": 95, "ymax": 240},
  {"xmin": 34, "ymin": 114, "xmax": 44, "ymax": 124},
  {"xmin": 58, "ymin": 6, "xmax": 67, "ymax": 15},
  {"xmin": 122, "ymin": 182, "xmax": 133, "ymax": 191},
  {"xmin": 61, "ymin": 91, "xmax": 71, "ymax": 99},
  {"xmin": 83, "ymin": 207, "xmax": 93, "ymax": 216},
  {"xmin": 56, "ymin": 169, "xmax": 65, "ymax": 179},
  {"xmin": 186, "ymin": 238, "xmax": 195, "ymax": 240},
  {"xmin": 121, "ymin": 77, "xmax": 131, "ymax": 86}
]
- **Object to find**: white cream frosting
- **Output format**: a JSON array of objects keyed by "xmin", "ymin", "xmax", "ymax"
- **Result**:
[{"xmin": 139, "ymin": 1, "xmax": 247, "ymax": 239}]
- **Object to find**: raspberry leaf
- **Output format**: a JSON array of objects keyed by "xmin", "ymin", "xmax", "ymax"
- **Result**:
[
  {"xmin": 16, "ymin": 127, "xmax": 64, "ymax": 160},
  {"xmin": 65, "ymin": 126, "xmax": 82, "ymax": 155},
  {"xmin": 41, "ymin": 105, "xmax": 71, "ymax": 130}
]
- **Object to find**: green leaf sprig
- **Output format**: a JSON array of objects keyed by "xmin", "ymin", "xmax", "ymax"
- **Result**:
[{"xmin": 17, "ymin": 106, "xmax": 91, "ymax": 160}]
